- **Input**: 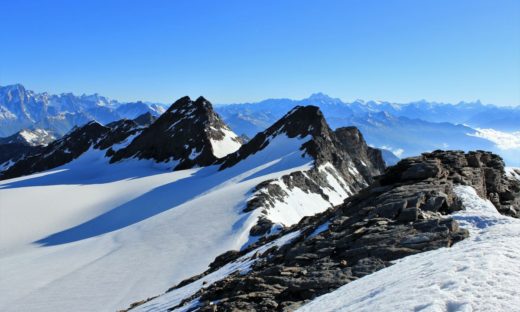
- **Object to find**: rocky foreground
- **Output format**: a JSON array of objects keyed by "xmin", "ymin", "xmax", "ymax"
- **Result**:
[{"xmin": 130, "ymin": 150, "xmax": 519, "ymax": 311}]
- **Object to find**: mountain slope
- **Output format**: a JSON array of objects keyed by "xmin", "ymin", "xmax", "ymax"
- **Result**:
[
  {"xmin": 0, "ymin": 104, "xmax": 383, "ymax": 312},
  {"xmin": 0, "ymin": 128, "xmax": 56, "ymax": 171},
  {"xmin": 0, "ymin": 128, "xmax": 55, "ymax": 146},
  {"xmin": 298, "ymin": 185, "xmax": 520, "ymax": 312},
  {"xmin": 219, "ymin": 105, "xmax": 385, "ymax": 235},
  {"xmin": 130, "ymin": 151, "xmax": 519, "ymax": 311}
]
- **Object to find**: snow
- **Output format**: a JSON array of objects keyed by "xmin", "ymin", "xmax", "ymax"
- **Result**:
[
  {"xmin": 506, "ymin": 167, "xmax": 520, "ymax": 181},
  {"xmin": 265, "ymin": 179, "xmax": 332, "ymax": 226},
  {"xmin": 15, "ymin": 129, "xmax": 54, "ymax": 145},
  {"xmin": 133, "ymin": 231, "xmax": 301, "ymax": 312},
  {"xmin": 0, "ymin": 160, "xmax": 15, "ymax": 171},
  {"xmin": 248, "ymin": 162, "xmax": 354, "ymax": 229},
  {"xmin": 210, "ymin": 128, "xmax": 242, "ymax": 158},
  {"xmin": 19, "ymin": 129, "xmax": 39, "ymax": 143},
  {"xmin": 298, "ymin": 185, "xmax": 520, "ymax": 312},
  {"xmin": 0, "ymin": 134, "xmax": 314, "ymax": 312},
  {"xmin": 110, "ymin": 132, "xmax": 140, "ymax": 152},
  {"xmin": 308, "ymin": 221, "xmax": 330, "ymax": 239},
  {"xmin": 319, "ymin": 163, "xmax": 353, "ymax": 204}
]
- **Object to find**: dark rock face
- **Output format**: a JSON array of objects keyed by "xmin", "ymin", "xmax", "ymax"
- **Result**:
[
  {"xmin": 96, "ymin": 119, "xmax": 140, "ymax": 151},
  {"xmin": 0, "ymin": 143, "xmax": 43, "ymax": 170},
  {"xmin": 145, "ymin": 151, "xmax": 517, "ymax": 312},
  {"xmin": 111, "ymin": 96, "xmax": 241, "ymax": 170},
  {"xmin": 334, "ymin": 126, "xmax": 386, "ymax": 178},
  {"xmin": 132, "ymin": 112, "xmax": 156, "ymax": 127},
  {"xmin": 219, "ymin": 106, "xmax": 334, "ymax": 170}
]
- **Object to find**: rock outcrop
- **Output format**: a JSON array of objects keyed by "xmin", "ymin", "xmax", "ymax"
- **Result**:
[
  {"xmin": 381, "ymin": 150, "xmax": 520, "ymax": 217},
  {"xmin": 130, "ymin": 151, "xmax": 518, "ymax": 312}
]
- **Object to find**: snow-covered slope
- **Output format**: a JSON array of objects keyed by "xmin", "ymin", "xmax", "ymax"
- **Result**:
[
  {"xmin": 0, "ymin": 102, "xmax": 385, "ymax": 312},
  {"xmin": 0, "ymin": 133, "xmax": 313, "ymax": 311},
  {"xmin": 507, "ymin": 167, "xmax": 520, "ymax": 181},
  {"xmin": 133, "ymin": 231, "xmax": 302, "ymax": 312},
  {"xmin": 298, "ymin": 185, "xmax": 520, "ymax": 312}
]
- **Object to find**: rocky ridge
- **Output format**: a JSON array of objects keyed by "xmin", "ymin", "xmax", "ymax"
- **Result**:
[
  {"xmin": 0, "ymin": 128, "xmax": 56, "ymax": 171},
  {"xmin": 221, "ymin": 106, "xmax": 386, "ymax": 236},
  {"xmin": 129, "ymin": 150, "xmax": 519, "ymax": 312},
  {"xmin": 0, "ymin": 113, "xmax": 154, "ymax": 180}
]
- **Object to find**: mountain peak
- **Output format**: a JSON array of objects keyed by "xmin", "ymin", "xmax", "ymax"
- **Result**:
[
  {"xmin": 0, "ymin": 128, "xmax": 56, "ymax": 147},
  {"xmin": 219, "ymin": 105, "xmax": 338, "ymax": 170},
  {"xmin": 111, "ymin": 96, "xmax": 241, "ymax": 169},
  {"xmin": 307, "ymin": 92, "xmax": 333, "ymax": 101}
]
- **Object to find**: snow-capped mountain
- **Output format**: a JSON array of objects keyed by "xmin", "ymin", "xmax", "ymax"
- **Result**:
[
  {"xmin": 0, "ymin": 128, "xmax": 55, "ymax": 146},
  {"xmin": 0, "ymin": 84, "xmax": 166, "ymax": 137},
  {"xmin": 0, "ymin": 99, "xmax": 385, "ymax": 312}
]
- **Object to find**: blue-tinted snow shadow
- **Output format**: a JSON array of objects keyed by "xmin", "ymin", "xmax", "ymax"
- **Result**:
[
  {"xmin": 33, "ymin": 157, "xmax": 296, "ymax": 247},
  {"xmin": 453, "ymin": 215, "xmax": 501, "ymax": 229},
  {"xmin": 34, "ymin": 166, "xmax": 229, "ymax": 246},
  {"xmin": 0, "ymin": 162, "xmax": 172, "ymax": 189}
]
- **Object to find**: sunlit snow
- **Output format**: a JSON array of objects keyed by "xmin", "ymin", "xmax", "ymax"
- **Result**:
[
  {"xmin": 298, "ymin": 185, "xmax": 520, "ymax": 312},
  {"xmin": 0, "ymin": 134, "xmax": 312, "ymax": 312}
]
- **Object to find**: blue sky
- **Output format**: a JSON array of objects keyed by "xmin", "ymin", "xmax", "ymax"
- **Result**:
[{"xmin": 1, "ymin": 0, "xmax": 519, "ymax": 105}]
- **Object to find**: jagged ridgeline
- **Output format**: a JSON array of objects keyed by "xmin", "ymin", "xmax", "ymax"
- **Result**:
[
  {"xmin": 0, "ymin": 112, "xmax": 156, "ymax": 179},
  {"xmin": 129, "ymin": 151, "xmax": 520, "ymax": 312}
]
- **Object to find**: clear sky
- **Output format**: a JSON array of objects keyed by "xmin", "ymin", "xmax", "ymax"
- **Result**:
[{"xmin": 1, "ymin": 0, "xmax": 519, "ymax": 105}]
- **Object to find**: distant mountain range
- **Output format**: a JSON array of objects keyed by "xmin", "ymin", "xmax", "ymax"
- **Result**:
[
  {"xmin": 1, "ymin": 85, "xmax": 519, "ymax": 165},
  {"xmin": 0, "ymin": 84, "xmax": 167, "ymax": 137},
  {"xmin": 215, "ymin": 93, "xmax": 520, "ymax": 166}
]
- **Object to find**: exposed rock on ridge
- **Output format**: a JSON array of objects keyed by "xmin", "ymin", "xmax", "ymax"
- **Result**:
[{"xmin": 131, "ymin": 151, "xmax": 518, "ymax": 312}]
